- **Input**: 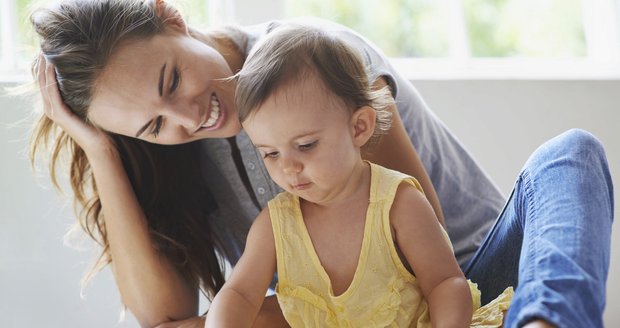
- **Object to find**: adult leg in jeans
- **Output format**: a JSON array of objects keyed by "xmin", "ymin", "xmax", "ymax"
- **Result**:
[{"xmin": 464, "ymin": 129, "xmax": 614, "ymax": 328}]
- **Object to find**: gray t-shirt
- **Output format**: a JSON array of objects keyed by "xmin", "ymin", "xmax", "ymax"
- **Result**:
[{"xmin": 200, "ymin": 18, "xmax": 506, "ymax": 268}]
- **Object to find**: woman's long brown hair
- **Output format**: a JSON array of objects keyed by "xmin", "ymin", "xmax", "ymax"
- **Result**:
[{"xmin": 30, "ymin": 0, "xmax": 225, "ymax": 299}]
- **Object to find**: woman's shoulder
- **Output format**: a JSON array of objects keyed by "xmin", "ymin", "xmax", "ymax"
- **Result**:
[
  {"xmin": 241, "ymin": 17, "xmax": 368, "ymax": 53},
  {"xmin": 242, "ymin": 17, "xmax": 353, "ymax": 36}
]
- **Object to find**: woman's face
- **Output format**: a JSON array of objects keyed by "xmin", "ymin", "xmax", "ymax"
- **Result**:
[{"xmin": 88, "ymin": 28, "xmax": 242, "ymax": 144}]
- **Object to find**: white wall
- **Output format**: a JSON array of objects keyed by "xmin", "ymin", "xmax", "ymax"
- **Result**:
[
  {"xmin": 0, "ymin": 87, "xmax": 140, "ymax": 327},
  {"xmin": 1, "ymin": 79, "xmax": 618, "ymax": 327},
  {"xmin": 415, "ymin": 79, "xmax": 620, "ymax": 327}
]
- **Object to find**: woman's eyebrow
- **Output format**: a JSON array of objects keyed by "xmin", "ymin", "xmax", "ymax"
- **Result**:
[
  {"xmin": 158, "ymin": 63, "xmax": 166, "ymax": 97},
  {"xmin": 135, "ymin": 63, "xmax": 167, "ymax": 137}
]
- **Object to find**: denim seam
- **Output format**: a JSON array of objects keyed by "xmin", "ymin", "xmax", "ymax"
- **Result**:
[
  {"xmin": 519, "ymin": 170, "xmax": 537, "ymax": 293},
  {"xmin": 515, "ymin": 169, "xmax": 556, "ymax": 327}
]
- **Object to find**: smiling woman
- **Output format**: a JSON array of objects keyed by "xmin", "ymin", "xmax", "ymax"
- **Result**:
[{"xmin": 30, "ymin": 1, "xmax": 234, "ymax": 325}]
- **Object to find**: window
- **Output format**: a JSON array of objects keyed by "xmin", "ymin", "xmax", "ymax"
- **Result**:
[
  {"xmin": 2, "ymin": 0, "xmax": 619, "ymax": 80},
  {"xmin": 1, "ymin": 0, "xmax": 20, "ymax": 80},
  {"xmin": 282, "ymin": 0, "xmax": 620, "ymax": 79},
  {"xmin": 290, "ymin": 0, "xmax": 589, "ymax": 59}
]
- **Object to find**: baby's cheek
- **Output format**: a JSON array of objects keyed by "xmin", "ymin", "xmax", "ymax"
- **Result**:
[{"xmin": 266, "ymin": 166, "xmax": 285, "ymax": 188}]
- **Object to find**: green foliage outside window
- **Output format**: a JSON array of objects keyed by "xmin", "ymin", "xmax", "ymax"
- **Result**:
[
  {"xmin": 286, "ymin": 0, "xmax": 587, "ymax": 58},
  {"xmin": 15, "ymin": 0, "xmax": 39, "ymax": 64},
  {"xmin": 465, "ymin": 0, "xmax": 586, "ymax": 57},
  {"xmin": 286, "ymin": 0, "xmax": 449, "ymax": 57},
  {"xmin": 7, "ymin": 0, "xmax": 589, "ymax": 69},
  {"xmin": 171, "ymin": 0, "xmax": 210, "ymax": 29}
]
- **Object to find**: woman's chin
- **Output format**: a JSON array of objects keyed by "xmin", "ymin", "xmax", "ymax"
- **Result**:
[{"xmin": 196, "ymin": 120, "xmax": 242, "ymax": 139}]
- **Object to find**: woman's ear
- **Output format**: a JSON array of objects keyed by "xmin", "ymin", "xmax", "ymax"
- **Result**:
[
  {"xmin": 351, "ymin": 106, "xmax": 376, "ymax": 148},
  {"xmin": 152, "ymin": 0, "xmax": 188, "ymax": 33}
]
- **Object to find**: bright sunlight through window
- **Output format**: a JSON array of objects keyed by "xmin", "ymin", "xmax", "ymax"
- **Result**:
[{"xmin": 2, "ymin": 0, "xmax": 619, "ymax": 80}]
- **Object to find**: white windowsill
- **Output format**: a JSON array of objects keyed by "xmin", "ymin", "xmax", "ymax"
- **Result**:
[
  {"xmin": 3, "ymin": 58, "xmax": 620, "ymax": 83},
  {"xmin": 391, "ymin": 58, "xmax": 620, "ymax": 81}
]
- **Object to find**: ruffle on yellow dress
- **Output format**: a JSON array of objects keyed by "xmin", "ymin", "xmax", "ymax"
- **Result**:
[{"xmin": 269, "ymin": 162, "xmax": 513, "ymax": 327}]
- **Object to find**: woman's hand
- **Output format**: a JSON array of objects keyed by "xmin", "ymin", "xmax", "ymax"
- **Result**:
[
  {"xmin": 37, "ymin": 54, "xmax": 115, "ymax": 158},
  {"xmin": 153, "ymin": 296, "xmax": 289, "ymax": 328}
]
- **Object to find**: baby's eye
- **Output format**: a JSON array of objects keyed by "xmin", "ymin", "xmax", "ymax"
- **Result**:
[
  {"xmin": 263, "ymin": 151, "xmax": 279, "ymax": 159},
  {"xmin": 298, "ymin": 141, "xmax": 318, "ymax": 151}
]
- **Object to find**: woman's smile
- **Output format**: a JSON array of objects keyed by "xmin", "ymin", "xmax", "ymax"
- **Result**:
[{"xmin": 195, "ymin": 93, "xmax": 224, "ymax": 132}]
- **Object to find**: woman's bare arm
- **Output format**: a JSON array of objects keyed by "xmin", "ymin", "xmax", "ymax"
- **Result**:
[
  {"xmin": 154, "ymin": 296, "xmax": 288, "ymax": 328},
  {"xmin": 39, "ymin": 58, "xmax": 197, "ymax": 327},
  {"xmin": 362, "ymin": 77, "xmax": 446, "ymax": 228},
  {"xmin": 92, "ymin": 151, "xmax": 199, "ymax": 326}
]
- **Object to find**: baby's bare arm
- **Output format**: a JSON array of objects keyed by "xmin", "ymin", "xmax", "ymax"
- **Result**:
[
  {"xmin": 391, "ymin": 183, "xmax": 472, "ymax": 328},
  {"xmin": 206, "ymin": 209, "xmax": 278, "ymax": 327}
]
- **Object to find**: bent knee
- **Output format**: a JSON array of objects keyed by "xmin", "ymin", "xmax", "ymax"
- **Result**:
[
  {"xmin": 524, "ymin": 128, "xmax": 611, "ymax": 186},
  {"xmin": 559, "ymin": 128, "xmax": 605, "ymax": 159}
]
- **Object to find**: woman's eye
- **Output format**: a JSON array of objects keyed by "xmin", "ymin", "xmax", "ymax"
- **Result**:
[
  {"xmin": 150, "ymin": 116, "xmax": 163, "ymax": 137},
  {"xmin": 298, "ymin": 141, "xmax": 318, "ymax": 151},
  {"xmin": 170, "ymin": 68, "xmax": 180, "ymax": 92}
]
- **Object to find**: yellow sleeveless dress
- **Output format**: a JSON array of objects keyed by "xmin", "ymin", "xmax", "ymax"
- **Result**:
[{"xmin": 268, "ymin": 162, "xmax": 513, "ymax": 327}]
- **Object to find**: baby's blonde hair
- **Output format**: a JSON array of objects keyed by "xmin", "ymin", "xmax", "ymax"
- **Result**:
[{"xmin": 235, "ymin": 24, "xmax": 393, "ymax": 146}]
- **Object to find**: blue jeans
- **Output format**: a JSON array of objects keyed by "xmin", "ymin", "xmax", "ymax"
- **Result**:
[{"xmin": 464, "ymin": 129, "xmax": 614, "ymax": 328}]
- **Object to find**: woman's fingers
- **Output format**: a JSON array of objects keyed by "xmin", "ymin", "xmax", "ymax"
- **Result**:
[
  {"xmin": 45, "ymin": 61, "xmax": 68, "ymax": 118},
  {"xmin": 36, "ymin": 54, "xmax": 52, "ymax": 115},
  {"xmin": 153, "ymin": 316, "xmax": 205, "ymax": 328},
  {"xmin": 37, "ymin": 54, "xmax": 73, "ymax": 123},
  {"xmin": 43, "ymin": 58, "xmax": 57, "ymax": 118},
  {"xmin": 34, "ymin": 54, "xmax": 115, "ymax": 155},
  {"xmin": 44, "ymin": 59, "xmax": 62, "ymax": 119}
]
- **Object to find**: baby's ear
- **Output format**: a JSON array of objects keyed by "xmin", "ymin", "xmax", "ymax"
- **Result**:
[
  {"xmin": 152, "ymin": 0, "xmax": 188, "ymax": 33},
  {"xmin": 351, "ymin": 106, "xmax": 376, "ymax": 147}
]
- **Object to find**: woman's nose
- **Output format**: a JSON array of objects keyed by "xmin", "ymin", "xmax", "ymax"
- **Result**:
[{"xmin": 165, "ymin": 103, "xmax": 202, "ymax": 131}]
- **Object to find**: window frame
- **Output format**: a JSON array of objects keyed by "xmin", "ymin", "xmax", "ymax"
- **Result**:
[
  {"xmin": 418, "ymin": 0, "xmax": 620, "ymax": 80},
  {"xmin": 0, "ymin": 0, "xmax": 21, "ymax": 82},
  {"xmin": 234, "ymin": 0, "xmax": 620, "ymax": 80}
]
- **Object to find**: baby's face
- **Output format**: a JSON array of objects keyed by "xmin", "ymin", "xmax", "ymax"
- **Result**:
[{"xmin": 242, "ymin": 77, "xmax": 363, "ymax": 206}]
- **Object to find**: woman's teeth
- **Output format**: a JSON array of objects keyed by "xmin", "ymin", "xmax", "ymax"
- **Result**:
[{"xmin": 203, "ymin": 95, "xmax": 221, "ymax": 128}]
